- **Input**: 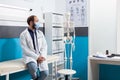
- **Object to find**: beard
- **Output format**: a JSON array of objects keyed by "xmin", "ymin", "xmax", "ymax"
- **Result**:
[{"xmin": 32, "ymin": 23, "xmax": 36, "ymax": 29}]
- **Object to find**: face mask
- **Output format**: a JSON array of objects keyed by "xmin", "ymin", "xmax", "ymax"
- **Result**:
[{"xmin": 34, "ymin": 22, "xmax": 40, "ymax": 29}]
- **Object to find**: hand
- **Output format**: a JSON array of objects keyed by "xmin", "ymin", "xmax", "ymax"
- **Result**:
[{"xmin": 37, "ymin": 56, "xmax": 45, "ymax": 63}]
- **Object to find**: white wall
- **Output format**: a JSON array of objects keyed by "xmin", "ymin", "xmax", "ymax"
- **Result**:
[
  {"xmin": 0, "ymin": 0, "xmax": 58, "ymax": 27},
  {"xmin": 117, "ymin": 0, "xmax": 120, "ymax": 53},
  {"xmin": 0, "ymin": 0, "xmax": 56, "ymax": 18},
  {"xmin": 89, "ymin": 0, "xmax": 117, "ymax": 55},
  {"xmin": 0, "ymin": 0, "xmax": 67, "ymax": 18},
  {"xmin": 55, "ymin": 0, "xmax": 66, "ymax": 13}
]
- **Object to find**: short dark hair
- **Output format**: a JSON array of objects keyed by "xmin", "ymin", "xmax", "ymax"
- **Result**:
[{"xmin": 27, "ymin": 15, "xmax": 36, "ymax": 25}]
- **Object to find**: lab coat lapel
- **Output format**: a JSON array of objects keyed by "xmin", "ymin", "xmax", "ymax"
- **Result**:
[{"xmin": 36, "ymin": 30, "xmax": 41, "ymax": 51}]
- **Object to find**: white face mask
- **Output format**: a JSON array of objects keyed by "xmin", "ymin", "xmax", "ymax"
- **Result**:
[{"xmin": 34, "ymin": 22, "xmax": 41, "ymax": 29}]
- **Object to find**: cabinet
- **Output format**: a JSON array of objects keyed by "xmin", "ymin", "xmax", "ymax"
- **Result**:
[{"xmin": 44, "ymin": 12, "xmax": 64, "ymax": 80}]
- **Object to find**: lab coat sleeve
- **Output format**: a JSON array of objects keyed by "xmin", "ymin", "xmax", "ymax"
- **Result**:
[
  {"xmin": 40, "ymin": 32, "xmax": 48, "ymax": 59},
  {"xmin": 20, "ymin": 33, "xmax": 39, "ymax": 60}
]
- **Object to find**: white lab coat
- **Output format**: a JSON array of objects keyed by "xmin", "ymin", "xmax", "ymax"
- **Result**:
[{"xmin": 20, "ymin": 28, "xmax": 48, "ymax": 71}]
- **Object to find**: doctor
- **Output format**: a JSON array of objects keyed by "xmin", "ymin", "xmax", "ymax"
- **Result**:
[{"xmin": 20, "ymin": 15, "xmax": 48, "ymax": 80}]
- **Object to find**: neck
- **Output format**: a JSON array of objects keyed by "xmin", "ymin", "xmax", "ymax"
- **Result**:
[{"xmin": 29, "ymin": 26, "xmax": 35, "ymax": 31}]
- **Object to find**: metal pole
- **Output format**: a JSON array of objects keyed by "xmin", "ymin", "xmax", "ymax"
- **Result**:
[
  {"xmin": 6, "ymin": 74, "xmax": 9, "ymax": 80},
  {"xmin": 54, "ymin": 61, "xmax": 57, "ymax": 80},
  {"xmin": 64, "ymin": 41, "xmax": 67, "ymax": 69}
]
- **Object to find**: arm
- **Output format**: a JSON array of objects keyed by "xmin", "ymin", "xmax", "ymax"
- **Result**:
[{"xmin": 20, "ymin": 33, "xmax": 39, "ymax": 60}]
